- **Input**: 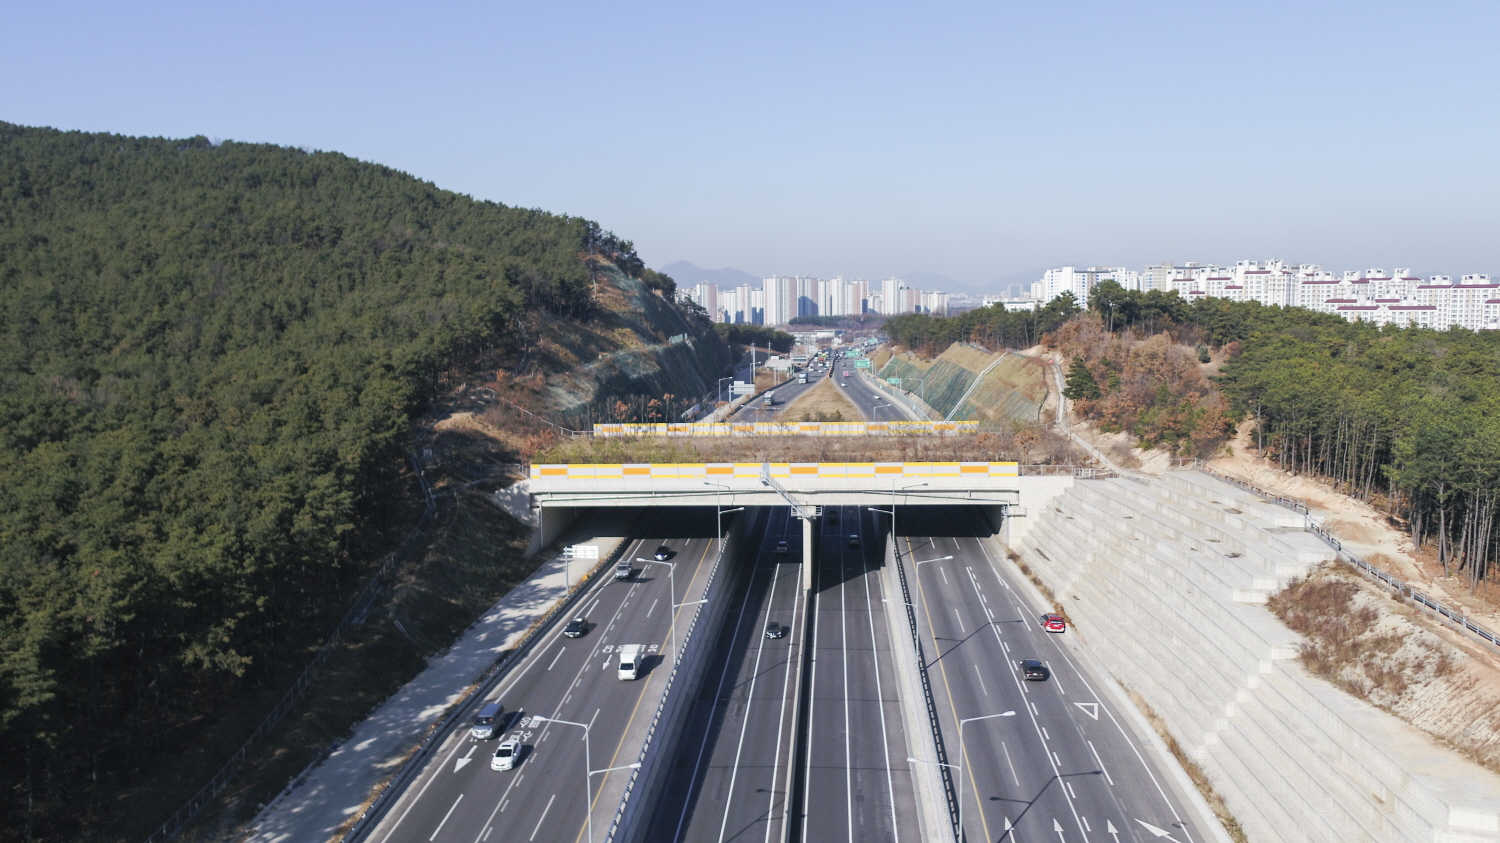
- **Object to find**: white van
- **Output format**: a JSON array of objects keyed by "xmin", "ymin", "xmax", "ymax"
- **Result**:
[{"xmin": 617, "ymin": 645, "xmax": 643, "ymax": 680}]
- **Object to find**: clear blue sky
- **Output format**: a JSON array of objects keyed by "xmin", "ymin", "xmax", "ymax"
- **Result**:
[{"xmin": 4, "ymin": 1, "xmax": 1497, "ymax": 286}]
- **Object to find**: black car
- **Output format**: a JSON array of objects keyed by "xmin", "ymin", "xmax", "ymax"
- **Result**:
[
  {"xmin": 563, "ymin": 617, "xmax": 587, "ymax": 638},
  {"xmin": 775, "ymin": 540, "xmax": 788, "ymax": 555},
  {"xmin": 765, "ymin": 621, "xmax": 785, "ymax": 639},
  {"xmin": 653, "ymin": 546, "xmax": 671, "ymax": 561},
  {"xmin": 1020, "ymin": 659, "xmax": 1049, "ymax": 681}
]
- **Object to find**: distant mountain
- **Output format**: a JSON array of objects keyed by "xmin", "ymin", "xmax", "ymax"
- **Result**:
[
  {"xmin": 660, "ymin": 261, "xmax": 762, "ymax": 289},
  {"xmin": 902, "ymin": 270, "xmax": 1047, "ymax": 298}
]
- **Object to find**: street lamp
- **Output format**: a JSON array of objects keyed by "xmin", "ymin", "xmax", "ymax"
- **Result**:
[
  {"xmin": 909, "ymin": 710, "xmax": 1015, "ymax": 843},
  {"xmin": 702, "ymin": 482, "xmax": 743, "ymax": 556},
  {"xmin": 717, "ymin": 376, "xmax": 733, "ymax": 405},
  {"xmin": 869, "ymin": 481, "xmax": 926, "ymax": 562},
  {"xmin": 639, "ymin": 558, "xmax": 705, "ymax": 665},
  {"xmin": 531, "ymin": 715, "xmax": 597, "ymax": 843}
]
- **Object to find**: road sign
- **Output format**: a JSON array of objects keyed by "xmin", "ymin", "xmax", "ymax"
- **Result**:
[
  {"xmin": 854, "ymin": 359, "xmax": 871, "ymax": 368},
  {"xmin": 731, "ymin": 382, "xmax": 753, "ymax": 395},
  {"xmin": 887, "ymin": 377, "xmax": 902, "ymax": 384},
  {"xmin": 564, "ymin": 545, "xmax": 598, "ymax": 560}
]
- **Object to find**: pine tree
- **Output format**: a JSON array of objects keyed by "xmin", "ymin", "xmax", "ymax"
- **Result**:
[{"xmin": 1063, "ymin": 357, "xmax": 1101, "ymax": 400}]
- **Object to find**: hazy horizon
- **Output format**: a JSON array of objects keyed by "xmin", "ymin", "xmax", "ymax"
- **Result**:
[{"xmin": 4, "ymin": 1, "xmax": 1497, "ymax": 285}]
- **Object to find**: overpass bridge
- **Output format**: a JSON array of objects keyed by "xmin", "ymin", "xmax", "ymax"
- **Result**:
[{"xmin": 528, "ymin": 462, "xmax": 1042, "ymax": 590}]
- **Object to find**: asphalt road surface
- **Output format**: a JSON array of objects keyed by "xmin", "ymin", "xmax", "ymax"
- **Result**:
[
  {"xmin": 366, "ymin": 508, "xmax": 723, "ymax": 843},
  {"xmin": 644, "ymin": 507, "xmax": 806, "ymax": 843},
  {"xmin": 895, "ymin": 505, "xmax": 1207, "ymax": 843},
  {"xmin": 646, "ymin": 504, "xmax": 918, "ymax": 843},
  {"xmin": 799, "ymin": 504, "xmax": 920, "ymax": 842}
]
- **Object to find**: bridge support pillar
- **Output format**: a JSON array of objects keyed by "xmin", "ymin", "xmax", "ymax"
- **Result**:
[{"xmin": 802, "ymin": 515, "xmax": 815, "ymax": 591}]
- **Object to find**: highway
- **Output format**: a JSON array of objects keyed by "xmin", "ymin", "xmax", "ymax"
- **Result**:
[
  {"xmin": 646, "ymin": 503, "xmax": 918, "ymax": 843},
  {"xmin": 366, "ymin": 508, "xmax": 723, "ymax": 843},
  {"xmin": 828, "ymin": 353, "xmax": 918, "ymax": 422},
  {"xmin": 644, "ymin": 507, "xmax": 805, "ymax": 843},
  {"xmin": 895, "ymin": 505, "xmax": 1207, "ymax": 843},
  {"xmin": 800, "ymin": 503, "xmax": 919, "ymax": 841}
]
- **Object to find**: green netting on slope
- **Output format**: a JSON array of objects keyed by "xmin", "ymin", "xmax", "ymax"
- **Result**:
[
  {"xmin": 876, "ymin": 352, "xmax": 978, "ymax": 418},
  {"xmin": 950, "ymin": 355, "xmax": 1049, "ymax": 424}
]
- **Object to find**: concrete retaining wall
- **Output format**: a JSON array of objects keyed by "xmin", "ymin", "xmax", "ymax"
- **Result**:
[
  {"xmin": 1014, "ymin": 470, "xmax": 1500, "ymax": 843},
  {"xmin": 611, "ymin": 508, "xmax": 756, "ymax": 843}
]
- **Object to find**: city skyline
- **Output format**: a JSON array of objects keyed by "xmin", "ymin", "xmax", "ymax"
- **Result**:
[{"xmin": 4, "ymin": 2, "xmax": 1498, "ymax": 284}]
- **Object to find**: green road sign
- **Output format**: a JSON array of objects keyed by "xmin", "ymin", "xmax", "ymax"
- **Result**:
[
  {"xmin": 887, "ymin": 377, "xmax": 901, "ymax": 384},
  {"xmin": 854, "ymin": 359, "xmax": 871, "ymax": 368}
]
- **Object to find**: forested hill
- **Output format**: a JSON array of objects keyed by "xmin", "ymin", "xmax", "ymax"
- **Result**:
[{"xmin": 0, "ymin": 122, "xmax": 661, "ymax": 833}]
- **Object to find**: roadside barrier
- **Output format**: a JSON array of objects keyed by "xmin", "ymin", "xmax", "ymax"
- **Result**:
[
  {"xmin": 889, "ymin": 534, "xmax": 962, "ymax": 840},
  {"xmin": 340, "ymin": 529, "xmax": 630, "ymax": 843},
  {"xmin": 1193, "ymin": 465, "xmax": 1500, "ymax": 653},
  {"xmin": 593, "ymin": 420, "xmax": 979, "ymax": 436},
  {"xmin": 603, "ymin": 513, "xmax": 745, "ymax": 842}
]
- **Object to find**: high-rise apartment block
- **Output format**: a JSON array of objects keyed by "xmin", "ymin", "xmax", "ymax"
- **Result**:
[
  {"xmin": 675, "ymin": 273, "xmax": 945, "ymax": 326},
  {"xmin": 1029, "ymin": 260, "xmax": 1500, "ymax": 331}
]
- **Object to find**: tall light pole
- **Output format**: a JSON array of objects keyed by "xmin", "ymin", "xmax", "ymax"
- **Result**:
[
  {"xmin": 702, "ymin": 481, "xmax": 742, "ymax": 556},
  {"xmin": 639, "ymin": 558, "xmax": 705, "ymax": 666},
  {"xmin": 909, "ymin": 710, "xmax": 1015, "ymax": 843},
  {"xmin": 531, "ymin": 715, "xmax": 596, "ymax": 843},
  {"xmin": 870, "ymin": 481, "xmax": 925, "ymax": 563},
  {"xmin": 717, "ymin": 376, "xmax": 733, "ymax": 405}
]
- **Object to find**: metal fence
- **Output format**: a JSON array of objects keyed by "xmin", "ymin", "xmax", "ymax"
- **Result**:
[
  {"xmin": 1193, "ymin": 465, "xmax": 1500, "ymax": 652},
  {"xmin": 144, "ymin": 455, "xmax": 436, "ymax": 843}
]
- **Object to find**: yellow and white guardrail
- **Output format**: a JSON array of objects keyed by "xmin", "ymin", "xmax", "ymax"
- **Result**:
[
  {"xmin": 530, "ymin": 462, "xmax": 1020, "ymax": 479},
  {"xmin": 592, "ymin": 420, "xmax": 979, "ymax": 437}
]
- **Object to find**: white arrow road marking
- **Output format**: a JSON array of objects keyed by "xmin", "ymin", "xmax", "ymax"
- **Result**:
[
  {"xmin": 1136, "ymin": 818, "xmax": 1184, "ymax": 841},
  {"xmin": 455, "ymin": 745, "xmax": 476, "ymax": 772},
  {"xmin": 1106, "ymin": 819, "xmax": 1121, "ymax": 842},
  {"xmin": 1001, "ymin": 817, "xmax": 1017, "ymax": 840},
  {"xmin": 1074, "ymin": 702, "xmax": 1099, "ymax": 720},
  {"xmin": 1053, "ymin": 818, "xmax": 1066, "ymax": 841}
]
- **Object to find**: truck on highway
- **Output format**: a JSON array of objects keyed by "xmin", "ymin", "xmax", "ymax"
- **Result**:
[
  {"xmin": 764, "ymin": 392, "xmax": 775, "ymax": 408},
  {"xmin": 797, "ymin": 372, "xmax": 807, "ymax": 383},
  {"xmin": 617, "ymin": 644, "xmax": 643, "ymax": 680}
]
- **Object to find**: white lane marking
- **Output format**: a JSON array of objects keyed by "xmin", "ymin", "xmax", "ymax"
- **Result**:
[
  {"xmin": 1002, "ymin": 741, "xmax": 1021, "ymax": 786},
  {"xmin": 588, "ymin": 707, "xmax": 599, "ymax": 730},
  {"xmin": 430, "ymin": 794, "xmax": 463, "ymax": 841},
  {"xmin": 646, "ymin": 597, "xmax": 659, "ymax": 618},
  {"xmin": 380, "ymin": 715, "xmax": 479, "ymax": 841},
  {"xmin": 966, "ymin": 535, "xmax": 1092, "ymax": 840},
  {"xmin": 528, "ymin": 793, "xmax": 555, "ymax": 841},
  {"xmin": 1042, "ymin": 727, "xmax": 1049, "ymax": 740},
  {"xmin": 767, "ymin": 552, "xmax": 801, "ymax": 843},
  {"xmin": 974, "ymin": 664, "xmax": 989, "ymax": 696},
  {"xmin": 458, "ymin": 530, "xmax": 670, "ymax": 843},
  {"xmin": 586, "ymin": 598, "xmax": 600, "ymax": 615},
  {"xmin": 1075, "ymin": 702, "xmax": 1099, "ymax": 720},
  {"xmin": 547, "ymin": 647, "xmax": 567, "ymax": 671},
  {"xmin": 674, "ymin": 509, "xmax": 781, "ymax": 843},
  {"xmin": 1045, "ymin": 645, "xmax": 1197, "ymax": 841},
  {"xmin": 499, "ymin": 799, "xmax": 509, "ymax": 813},
  {"xmin": 952, "ymin": 606, "xmax": 965, "ymax": 630},
  {"xmin": 485, "ymin": 824, "xmax": 495, "ymax": 838},
  {"xmin": 939, "ymin": 566, "xmax": 949, "ymax": 585},
  {"xmin": 860, "ymin": 528, "xmax": 902, "ymax": 843},
  {"xmin": 717, "ymin": 527, "xmax": 786, "ymax": 843},
  {"xmin": 1065, "ymin": 780, "xmax": 1077, "ymax": 799},
  {"xmin": 841, "ymin": 530, "xmax": 854, "ymax": 843},
  {"xmin": 1001, "ymin": 640, "xmax": 1010, "ymax": 654},
  {"xmin": 1047, "ymin": 660, "xmax": 1067, "ymax": 695},
  {"xmin": 1081, "ymin": 814, "xmax": 1090, "ymax": 831},
  {"xmin": 455, "ymin": 745, "xmax": 476, "ymax": 772},
  {"xmin": 1088, "ymin": 740, "xmax": 1114, "ymax": 785}
]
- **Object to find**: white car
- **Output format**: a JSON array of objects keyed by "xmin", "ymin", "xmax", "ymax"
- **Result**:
[{"xmin": 491, "ymin": 739, "xmax": 520, "ymax": 770}]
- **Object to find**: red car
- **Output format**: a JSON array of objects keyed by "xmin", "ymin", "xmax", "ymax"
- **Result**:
[{"xmin": 1040, "ymin": 613, "xmax": 1067, "ymax": 633}]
